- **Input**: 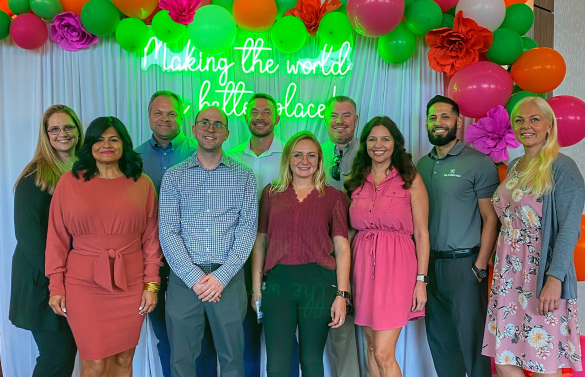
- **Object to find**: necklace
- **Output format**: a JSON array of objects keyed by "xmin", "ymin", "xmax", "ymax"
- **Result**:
[{"xmin": 293, "ymin": 185, "xmax": 313, "ymax": 194}]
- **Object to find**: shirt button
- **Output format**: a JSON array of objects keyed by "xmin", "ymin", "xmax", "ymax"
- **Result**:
[
  {"xmin": 433, "ymin": 172, "xmax": 436, "ymax": 174},
  {"xmin": 164, "ymin": 153, "xmax": 167, "ymax": 156},
  {"xmin": 205, "ymin": 248, "xmax": 209, "ymax": 252},
  {"xmin": 377, "ymin": 188, "xmax": 380, "ymax": 191},
  {"xmin": 206, "ymin": 209, "xmax": 210, "ymax": 212},
  {"xmin": 164, "ymin": 167, "xmax": 167, "ymax": 169},
  {"xmin": 205, "ymin": 229, "xmax": 209, "ymax": 232},
  {"xmin": 207, "ymin": 190, "xmax": 210, "ymax": 193},
  {"xmin": 393, "ymin": 192, "xmax": 396, "ymax": 194}
]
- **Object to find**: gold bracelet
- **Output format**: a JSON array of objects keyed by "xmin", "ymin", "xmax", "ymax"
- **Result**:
[{"xmin": 144, "ymin": 282, "xmax": 160, "ymax": 293}]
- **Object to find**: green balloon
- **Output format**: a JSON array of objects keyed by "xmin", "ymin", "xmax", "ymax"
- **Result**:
[
  {"xmin": 0, "ymin": 10, "xmax": 10, "ymax": 40},
  {"xmin": 521, "ymin": 36, "xmax": 538, "ymax": 53},
  {"xmin": 212, "ymin": 0, "xmax": 234, "ymax": 13},
  {"xmin": 152, "ymin": 10, "xmax": 186, "ymax": 44},
  {"xmin": 271, "ymin": 16, "xmax": 308, "ymax": 54},
  {"xmin": 441, "ymin": 13, "xmax": 454, "ymax": 29},
  {"xmin": 405, "ymin": 0, "xmax": 415, "ymax": 8},
  {"xmin": 81, "ymin": 0, "xmax": 120, "ymax": 36},
  {"xmin": 8, "ymin": 0, "xmax": 31, "ymax": 15},
  {"xmin": 405, "ymin": 0, "xmax": 442, "ymax": 36},
  {"xmin": 335, "ymin": 0, "xmax": 347, "ymax": 14},
  {"xmin": 506, "ymin": 91, "xmax": 544, "ymax": 114},
  {"xmin": 275, "ymin": 0, "xmax": 296, "ymax": 17},
  {"xmin": 188, "ymin": 5, "xmax": 236, "ymax": 56},
  {"xmin": 378, "ymin": 22, "xmax": 416, "ymax": 65},
  {"xmin": 317, "ymin": 12, "xmax": 352, "ymax": 49},
  {"xmin": 446, "ymin": 5, "xmax": 456, "ymax": 16},
  {"xmin": 30, "ymin": 0, "xmax": 63, "ymax": 19},
  {"xmin": 500, "ymin": 3, "xmax": 534, "ymax": 36},
  {"xmin": 116, "ymin": 18, "xmax": 150, "ymax": 53},
  {"xmin": 486, "ymin": 28, "xmax": 523, "ymax": 65}
]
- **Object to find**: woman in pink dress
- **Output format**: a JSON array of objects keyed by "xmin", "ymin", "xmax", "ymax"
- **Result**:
[
  {"xmin": 46, "ymin": 117, "xmax": 163, "ymax": 377},
  {"xmin": 482, "ymin": 97, "xmax": 583, "ymax": 376},
  {"xmin": 345, "ymin": 116, "xmax": 430, "ymax": 377}
]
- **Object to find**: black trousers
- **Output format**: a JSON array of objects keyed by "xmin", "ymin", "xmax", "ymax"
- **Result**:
[
  {"xmin": 31, "ymin": 327, "xmax": 77, "ymax": 377},
  {"xmin": 425, "ymin": 254, "xmax": 492, "ymax": 377},
  {"xmin": 263, "ymin": 263, "xmax": 337, "ymax": 377}
]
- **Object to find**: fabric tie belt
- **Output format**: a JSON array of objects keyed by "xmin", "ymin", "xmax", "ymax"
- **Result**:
[
  {"xmin": 430, "ymin": 246, "xmax": 479, "ymax": 260},
  {"xmin": 71, "ymin": 237, "xmax": 143, "ymax": 292},
  {"xmin": 362, "ymin": 229, "xmax": 412, "ymax": 280}
]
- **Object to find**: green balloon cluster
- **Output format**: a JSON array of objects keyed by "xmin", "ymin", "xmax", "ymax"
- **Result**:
[
  {"xmin": 0, "ymin": 10, "xmax": 10, "ymax": 40},
  {"xmin": 8, "ymin": 0, "xmax": 30, "ymax": 15},
  {"xmin": 317, "ymin": 12, "xmax": 352, "ymax": 50},
  {"xmin": 81, "ymin": 0, "xmax": 120, "ymax": 36},
  {"xmin": 212, "ymin": 0, "xmax": 234, "ymax": 13},
  {"xmin": 486, "ymin": 28, "xmax": 523, "ymax": 65},
  {"xmin": 275, "ymin": 0, "xmax": 296, "ymax": 18},
  {"xmin": 30, "ymin": 0, "xmax": 63, "ymax": 19},
  {"xmin": 506, "ymin": 91, "xmax": 545, "ymax": 114},
  {"xmin": 521, "ymin": 36, "xmax": 538, "ymax": 53},
  {"xmin": 152, "ymin": 10, "xmax": 186, "ymax": 44},
  {"xmin": 378, "ymin": 23, "xmax": 416, "ymax": 65},
  {"xmin": 116, "ymin": 18, "xmax": 150, "ymax": 53},
  {"xmin": 188, "ymin": 5, "xmax": 236, "ymax": 56},
  {"xmin": 500, "ymin": 3, "xmax": 534, "ymax": 36},
  {"xmin": 441, "ymin": 13, "xmax": 454, "ymax": 29},
  {"xmin": 271, "ymin": 16, "xmax": 308, "ymax": 54},
  {"xmin": 405, "ymin": 0, "xmax": 442, "ymax": 36}
]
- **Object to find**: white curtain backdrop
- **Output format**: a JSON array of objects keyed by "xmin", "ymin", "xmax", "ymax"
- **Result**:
[{"xmin": 0, "ymin": 27, "xmax": 442, "ymax": 377}]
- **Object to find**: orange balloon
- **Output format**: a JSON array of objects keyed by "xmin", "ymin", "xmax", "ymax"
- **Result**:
[
  {"xmin": 497, "ymin": 164, "xmax": 508, "ymax": 183},
  {"xmin": 60, "ymin": 0, "xmax": 89, "ymax": 15},
  {"xmin": 233, "ymin": 0, "xmax": 277, "ymax": 31},
  {"xmin": 574, "ymin": 215, "xmax": 585, "ymax": 281},
  {"xmin": 504, "ymin": 0, "xmax": 527, "ymax": 6},
  {"xmin": 0, "ymin": 0, "xmax": 14, "ymax": 16},
  {"xmin": 112, "ymin": 0, "xmax": 158, "ymax": 19},
  {"xmin": 511, "ymin": 47, "xmax": 567, "ymax": 94}
]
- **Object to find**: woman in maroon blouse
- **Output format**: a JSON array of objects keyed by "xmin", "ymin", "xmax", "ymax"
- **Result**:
[{"xmin": 251, "ymin": 131, "xmax": 351, "ymax": 377}]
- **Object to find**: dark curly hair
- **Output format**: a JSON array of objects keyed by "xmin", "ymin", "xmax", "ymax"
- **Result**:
[
  {"xmin": 72, "ymin": 116, "xmax": 143, "ymax": 181},
  {"xmin": 344, "ymin": 116, "xmax": 416, "ymax": 196}
]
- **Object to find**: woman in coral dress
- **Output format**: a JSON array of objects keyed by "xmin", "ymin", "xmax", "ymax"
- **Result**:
[
  {"xmin": 46, "ymin": 117, "xmax": 163, "ymax": 377},
  {"xmin": 482, "ymin": 97, "xmax": 584, "ymax": 376},
  {"xmin": 345, "ymin": 116, "xmax": 430, "ymax": 377}
]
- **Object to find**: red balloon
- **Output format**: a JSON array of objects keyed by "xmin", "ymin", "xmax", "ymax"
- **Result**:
[
  {"xmin": 547, "ymin": 95, "xmax": 585, "ymax": 147},
  {"xmin": 511, "ymin": 47, "xmax": 566, "ymax": 94},
  {"xmin": 347, "ymin": 0, "xmax": 404, "ymax": 37},
  {"xmin": 448, "ymin": 61, "xmax": 514, "ymax": 118},
  {"xmin": 10, "ymin": 13, "xmax": 48, "ymax": 49},
  {"xmin": 432, "ymin": 0, "xmax": 459, "ymax": 12}
]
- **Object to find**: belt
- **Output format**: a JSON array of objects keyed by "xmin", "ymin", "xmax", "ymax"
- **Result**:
[
  {"xmin": 430, "ymin": 247, "xmax": 479, "ymax": 260},
  {"xmin": 197, "ymin": 263, "xmax": 222, "ymax": 274}
]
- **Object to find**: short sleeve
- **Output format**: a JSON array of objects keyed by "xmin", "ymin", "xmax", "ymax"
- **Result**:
[
  {"xmin": 330, "ymin": 189, "xmax": 349, "ymax": 238},
  {"xmin": 474, "ymin": 156, "xmax": 500, "ymax": 199},
  {"xmin": 258, "ymin": 184, "xmax": 272, "ymax": 233}
]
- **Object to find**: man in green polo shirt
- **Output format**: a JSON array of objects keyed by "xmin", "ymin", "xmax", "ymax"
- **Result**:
[{"xmin": 417, "ymin": 95, "xmax": 499, "ymax": 377}]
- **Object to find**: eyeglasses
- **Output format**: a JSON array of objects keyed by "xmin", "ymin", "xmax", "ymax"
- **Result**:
[
  {"xmin": 47, "ymin": 125, "xmax": 77, "ymax": 135},
  {"xmin": 331, "ymin": 150, "xmax": 343, "ymax": 181},
  {"xmin": 291, "ymin": 153, "xmax": 318, "ymax": 163},
  {"xmin": 195, "ymin": 120, "xmax": 227, "ymax": 131}
]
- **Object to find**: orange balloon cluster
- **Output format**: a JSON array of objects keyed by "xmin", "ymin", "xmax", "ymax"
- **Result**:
[
  {"xmin": 0, "ymin": 0, "xmax": 13, "ymax": 16},
  {"xmin": 60, "ymin": 0, "xmax": 89, "ymax": 15},
  {"xmin": 511, "ymin": 47, "xmax": 567, "ymax": 94},
  {"xmin": 232, "ymin": 0, "xmax": 277, "ymax": 31},
  {"xmin": 504, "ymin": 0, "xmax": 527, "ymax": 6},
  {"xmin": 113, "ymin": 0, "xmax": 158, "ymax": 19},
  {"xmin": 574, "ymin": 215, "xmax": 585, "ymax": 282}
]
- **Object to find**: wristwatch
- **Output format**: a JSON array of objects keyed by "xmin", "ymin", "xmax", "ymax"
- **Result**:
[
  {"xmin": 472, "ymin": 265, "xmax": 488, "ymax": 279},
  {"xmin": 336, "ymin": 290, "xmax": 351, "ymax": 299},
  {"xmin": 416, "ymin": 274, "xmax": 429, "ymax": 284}
]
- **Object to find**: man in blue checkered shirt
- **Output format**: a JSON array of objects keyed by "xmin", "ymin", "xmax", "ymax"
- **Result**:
[{"xmin": 159, "ymin": 105, "xmax": 258, "ymax": 377}]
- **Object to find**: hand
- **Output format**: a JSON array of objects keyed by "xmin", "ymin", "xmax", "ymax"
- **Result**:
[
  {"xmin": 139, "ymin": 290, "xmax": 158, "ymax": 315},
  {"xmin": 538, "ymin": 276, "xmax": 562, "ymax": 316},
  {"xmin": 251, "ymin": 292, "xmax": 262, "ymax": 312},
  {"xmin": 411, "ymin": 281, "xmax": 427, "ymax": 312},
  {"xmin": 198, "ymin": 274, "xmax": 224, "ymax": 303},
  {"xmin": 472, "ymin": 262, "xmax": 488, "ymax": 283},
  {"xmin": 48, "ymin": 295, "xmax": 67, "ymax": 317},
  {"xmin": 329, "ymin": 296, "xmax": 347, "ymax": 328},
  {"xmin": 192, "ymin": 276, "xmax": 221, "ymax": 302}
]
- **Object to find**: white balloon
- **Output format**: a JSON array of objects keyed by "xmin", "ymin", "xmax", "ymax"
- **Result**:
[{"xmin": 456, "ymin": 0, "xmax": 507, "ymax": 31}]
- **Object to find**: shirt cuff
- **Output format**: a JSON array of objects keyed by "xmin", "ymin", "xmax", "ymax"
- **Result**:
[
  {"xmin": 211, "ymin": 267, "xmax": 232, "ymax": 287},
  {"xmin": 182, "ymin": 266, "xmax": 206, "ymax": 289},
  {"xmin": 49, "ymin": 273, "xmax": 65, "ymax": 296}
]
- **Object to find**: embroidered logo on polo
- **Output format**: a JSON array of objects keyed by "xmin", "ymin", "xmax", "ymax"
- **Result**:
[{"xmin": 444, "ymin": 169, "xmax": 461, "ymax": 178}]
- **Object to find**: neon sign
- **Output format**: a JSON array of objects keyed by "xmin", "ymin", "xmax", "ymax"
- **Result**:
[{"xmin": 141, "ymin": 37, "xmax": 353, "ymax": 119}]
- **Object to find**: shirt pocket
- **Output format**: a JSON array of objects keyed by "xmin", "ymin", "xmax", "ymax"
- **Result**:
[
  {"xmin": 379, "ymin": 189, "xmax": 408, "ymax": 208},
  {"xmin": 350, "ymin": 186, "xmax": 373, "ymax": 210}
]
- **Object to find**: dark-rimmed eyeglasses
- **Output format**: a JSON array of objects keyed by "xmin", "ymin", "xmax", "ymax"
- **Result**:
[
  {"xmin": 331, "ymin": 151, "xmax": 343, "ymax": 181},
  {"xmin": 47, "ymin": 125, "xmax": 77, "ymax": 134},
  {"xmin": 196, "ymin": 120, "xmax": 227, "ymax": 131}
]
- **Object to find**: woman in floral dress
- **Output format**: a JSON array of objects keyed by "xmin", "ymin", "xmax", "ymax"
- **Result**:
[{"xmin": 482, "ymin": 97, "xmax": 584, "ymax": 376}]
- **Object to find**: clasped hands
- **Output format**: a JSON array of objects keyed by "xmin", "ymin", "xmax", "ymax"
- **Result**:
[{"xmin": 193, "ymin": 273, "xmax": 224, "ymax": 303}]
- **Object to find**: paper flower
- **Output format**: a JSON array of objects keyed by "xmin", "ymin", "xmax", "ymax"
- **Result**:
[
  {"xmin": 425, "ymin": 11, "xmax": 493, "ymax": 77},
  {"xmin": 466, "ymin": 105, "xmax": 521, "ymax": 163},
  {"xmin": 159, "ymin": 0, "xmax": 201, "ymax": 25},
  {"xmin": 284, "ymin": 0, "xmax": 341, "ymax": 36},
  {"xmin": 50, "ymin": 12, "xmax": 98, "ymax": 52}
]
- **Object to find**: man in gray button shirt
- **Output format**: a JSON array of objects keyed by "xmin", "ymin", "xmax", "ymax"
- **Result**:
[{"xmin": 417, "ymin": 95, "xmax": 499, "ymax": 377}]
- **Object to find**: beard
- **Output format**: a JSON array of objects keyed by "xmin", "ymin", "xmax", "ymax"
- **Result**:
[
  {"xmin": 249, "ymin": 122, "xmax": 274, "ymax": 138},
  {"xmin": 428, "ymin": 126, "xmax": 458, "ymax": 146}
]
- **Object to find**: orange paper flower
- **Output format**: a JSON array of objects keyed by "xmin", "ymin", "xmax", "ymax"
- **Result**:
[
  {"xmin": 284, "ymin": 0, "xmax": 341, "ymax": 36},
  {"xmin": 425, "ymin": 11, "xmax": 494, "ymax": 77}
]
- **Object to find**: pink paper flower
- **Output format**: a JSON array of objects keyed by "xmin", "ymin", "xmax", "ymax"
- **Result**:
[
  {"xmin": 50, "ymin": 12, "xmax": 98, "ymax": 52},
  {"xmin": 159, "ymin": 0, "xmax": 201, "ymax": 25},
  {"xmin": 465, "ymin": 105, "xmax": 521, "ymax": 163}
]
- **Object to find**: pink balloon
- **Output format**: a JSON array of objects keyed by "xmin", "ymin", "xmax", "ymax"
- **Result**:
[
  {"xmin": 10, "ymin": 13, "xmax": 48, "ymax": 50},
  {"xmin": 347, "ymin": 0, "xmax": 404, "ymax": 37},
  {"xmin": 547, "ymin": 95, "xmax": 585, "ymax": 147},
  {"xmin": 433, "ymin": 0, "xmax": 459, "ymax": 12},
  {"xmin": 448, "ymin": 61, "xmax": 513, "ymax": 118}
]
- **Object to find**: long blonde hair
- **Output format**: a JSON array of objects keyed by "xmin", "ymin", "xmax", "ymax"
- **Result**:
[
  {"xmin": 14, "ymin": 105, "xmax": 85, "ymax": 194},
  {"xmin": 511, "ymin": 97, "xmax": 559, "ymax": 196},
  {"xmin": 270, "ymin": 131, "xmax": 327, "ymax": 197}
]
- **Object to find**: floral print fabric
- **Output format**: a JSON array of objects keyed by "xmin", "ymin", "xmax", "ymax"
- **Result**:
[{"xmin": 482, "ymin": 162, "xmax": 582, "ymax": 373}]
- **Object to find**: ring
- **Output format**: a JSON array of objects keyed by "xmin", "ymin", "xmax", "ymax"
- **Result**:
[
  {"xmin": 340, "ymin": 318, "xmax": 345, "ymax": 323},
  {"xmin": 209, "ymin": 293, "xmax": 213, "ymax": 297}
]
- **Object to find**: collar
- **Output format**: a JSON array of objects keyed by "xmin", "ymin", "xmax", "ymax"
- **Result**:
[
  {"xmin": 243, "ymin": 135, "xmax": 284, "ymax": 157},
  {"xmin": 334, "ymin": 137, "xmax": 357, "ymax": 157},
  {"xmin": 187, "ymin": 153, "xmax": 234, "ymax": 169},
  {"xmin": 149, "ymin": 132, "xmax": 186, "ymax": 151},
  {"xmin": 429, "ymin": 139, "xmax": 465, "ymax": 159},
  {"xmin": 365, "ymin": 167, "xmax": 398, "ymax": 186}
]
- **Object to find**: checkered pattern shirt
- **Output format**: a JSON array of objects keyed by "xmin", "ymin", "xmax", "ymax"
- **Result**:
[{"xmin": 159, "ymin": 153, "xmax": 258, "ymax": 288}]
